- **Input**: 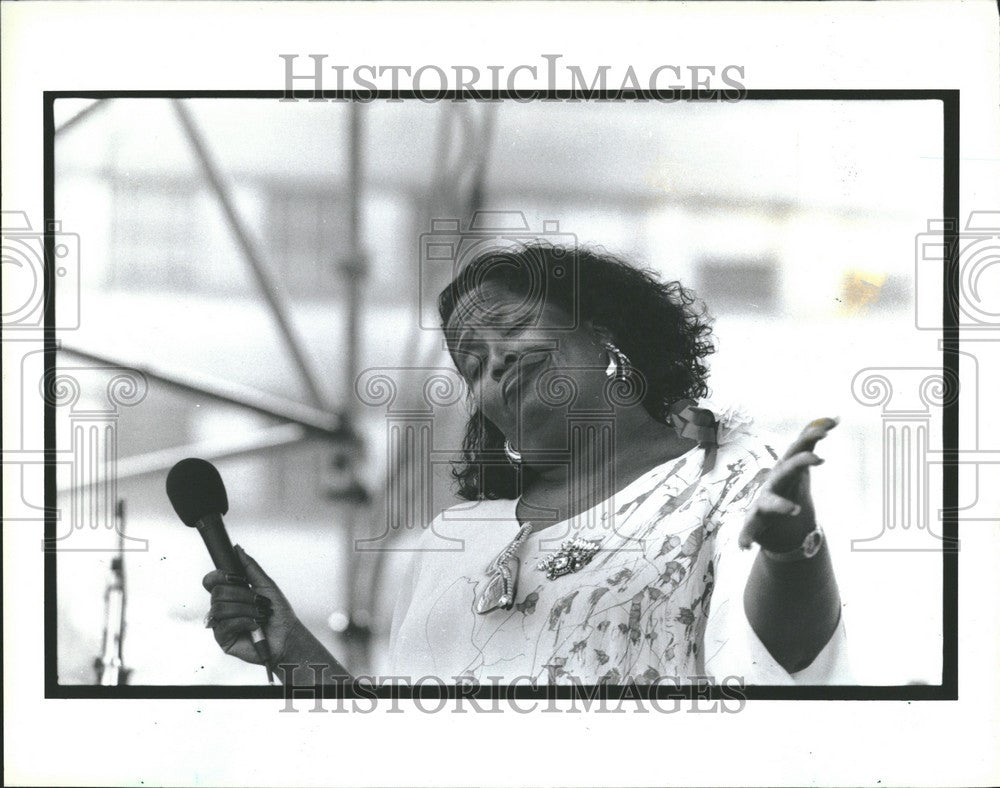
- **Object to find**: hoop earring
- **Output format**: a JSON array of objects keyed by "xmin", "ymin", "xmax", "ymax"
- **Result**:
[
  {"xmin": 504, "ymin": 439, "xmax": 522, "ymax": 464},
  {"xmin": 604, "ymin": 342, "xmax": 632, "ymax": 381}
]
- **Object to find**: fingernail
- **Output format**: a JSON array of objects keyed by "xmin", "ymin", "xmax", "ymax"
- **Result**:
[
  {"xmin": 817, "ymin": 457, "xmax": 825, "ymax": 465},
  {"xmin": 204, "ymin": 617, "xmax": 215, "ymax": 629},
  {"xmin": 831, "ymin": 415, "xmax": 841, "ymax": 426},
  {"xmin": 791, "ymin": 504, "xmax": 802, "ymax": 516},
  {"xmin": 234, "ymin": 544, "xmax": 244, "ymax": 553},
  {"xmin": 224, "ymin": 572, "xmax": 245, "ymax": 584}
]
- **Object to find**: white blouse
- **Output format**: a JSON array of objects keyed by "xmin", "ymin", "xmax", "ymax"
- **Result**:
[{"xmin": 388, "ymin": 405, "xmax": 851, "ymax": 685}]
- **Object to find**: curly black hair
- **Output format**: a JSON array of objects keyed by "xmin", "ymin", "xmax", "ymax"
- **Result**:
[{"xmin": 438, "ymin": 241, "xmax": 715, "ymax": 501}]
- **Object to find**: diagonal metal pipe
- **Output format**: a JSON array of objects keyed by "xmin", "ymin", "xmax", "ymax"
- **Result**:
[
  {"xmin": 54, "ymin": 99, "xmax": 110, "ymax": 137},
  {"xmin": 77, "ymin": 423, "xmax": 310, "ymax": 490},
  {"xmin": 170, "ymin": 99, "xmax": 329, "ymax": 411},
  {"xmin": 59, "ymin": 344, "xmax": 342, "ymax": 437}
]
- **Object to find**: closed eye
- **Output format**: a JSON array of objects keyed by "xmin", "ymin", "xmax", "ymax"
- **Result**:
[
  {"xmin": 464, "ymin": 357, "xmax": 484, "ymax": 379},
  {"xmin": 454, "ymin": 348, "xmax": 485, "ymax": 379}
]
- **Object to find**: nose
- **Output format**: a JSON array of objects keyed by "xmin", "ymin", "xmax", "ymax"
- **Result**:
[{"xmin": 487, "ymin": 346, "xmax": 519, "ymax": 383}]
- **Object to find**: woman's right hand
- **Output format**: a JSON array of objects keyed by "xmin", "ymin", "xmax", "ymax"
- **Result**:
[{"xmin": 202, "ymin": 545, "xmax": 299, "ymax": 666}]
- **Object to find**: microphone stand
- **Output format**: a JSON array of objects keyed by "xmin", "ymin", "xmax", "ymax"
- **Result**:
[{"xmin": 94, "ymin": 499, "xmax": 131, "ymax": 686}]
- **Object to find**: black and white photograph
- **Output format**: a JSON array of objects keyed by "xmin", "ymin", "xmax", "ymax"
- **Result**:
[
  {"xmin": 3, "ymin": 2, "xmax": 999, "ymax": 787},
  {"xmin": 47, "ymin": 94, "xmax": 948, "ymax": 690}
]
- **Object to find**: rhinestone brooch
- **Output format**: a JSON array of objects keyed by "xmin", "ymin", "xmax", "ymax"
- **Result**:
[
  {"xmin": 475, "ymin": 522, "xmax": 534, "ymax": 615},
  {"xmin": 537, "ymin": 536, "xmax": 602, "ymax": 580}
]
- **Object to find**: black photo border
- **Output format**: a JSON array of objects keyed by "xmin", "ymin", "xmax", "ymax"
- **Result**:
[{"xmin": 42, "ymin": 88, "xmax": 960, "ymax": 702}]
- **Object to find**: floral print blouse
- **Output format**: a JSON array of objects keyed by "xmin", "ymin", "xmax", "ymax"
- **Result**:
[{"xmin": 388, "ymin": 404, "xmax": 851, "ymax": 685}]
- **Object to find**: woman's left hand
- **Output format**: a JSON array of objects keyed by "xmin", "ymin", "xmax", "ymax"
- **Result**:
[{"xmin": 738, "ymin": 416, "xmax": 839, "ymax": 553}]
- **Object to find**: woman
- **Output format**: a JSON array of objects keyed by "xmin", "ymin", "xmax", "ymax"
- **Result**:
[{"xmin": 204, "ymin": 243, "xmax": 848, "ymax": 685}]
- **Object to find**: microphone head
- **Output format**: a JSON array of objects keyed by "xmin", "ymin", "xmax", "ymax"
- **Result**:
[{"xmin": 165, "ymin": 458, "xmax": 229, "ymax": 527}]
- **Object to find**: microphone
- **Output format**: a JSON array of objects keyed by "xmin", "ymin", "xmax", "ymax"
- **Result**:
[{"xmin": 166, "ymin": 458, "xmax": 275, "ymax": 684}]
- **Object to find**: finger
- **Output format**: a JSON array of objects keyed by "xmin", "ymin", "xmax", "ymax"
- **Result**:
[
  {"xmin": 222, "ymin": 634, "xmax": 253, "ymax": 659},
  {"xmin": 755, "ymin": 490, "xmax": 802, "ymax": 517},
  {"xmin": 210, "ymin": 584, "xmax": 258, "ymax": 605},
  {"xmin": 738, "ymin": 494, "xmax": 800, "ymax": 549},
  {"xmin": 213, "ymin": 616, "xmax": 262, "ymax": 648},
  {"xmin": 781, "ymin": 427, "xmax": 829, "ymax": 460},
  {"xmin": 782, "ymin": 417, "xmax": 838, "ymax": 460},
  {"xmin": 739, "ymin": 512, "xmax": 768, "ymax": 550},
  {"xmin": 202, "ymin": 569, "xmax": 248, "ymax": 593},
  {"xmin": 209, "ymin": 600, "xmax": 270, "ymax": 622},
  {"xmin": 768, "ymin": 451, "xmax": 824, "ymax": 492},
  {"xmin": 234, "ymin": 545, "xmax": 274, "ymax": 589}
]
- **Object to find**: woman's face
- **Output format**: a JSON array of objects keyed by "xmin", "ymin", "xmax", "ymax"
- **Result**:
[{"xmin": 447, "ymin": 280, "xmax": 618, "ymax": 453}]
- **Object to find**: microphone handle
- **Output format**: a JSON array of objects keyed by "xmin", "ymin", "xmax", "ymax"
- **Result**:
[
  {"xmin": 195, "ymin": 512, "xmax": 243, "ymax": 575},
  {"xmin": 196, "ymin": 513, "xmax": 275, "ymax": 683}
]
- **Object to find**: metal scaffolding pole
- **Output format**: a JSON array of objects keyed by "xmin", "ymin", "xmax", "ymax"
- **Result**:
[
  {"xmin": 342, "ymin": 101, "xmax": 368, "ymax": 425},
  {"xmin": 336, "ymin": 101, "xmax": 373, "ymax": 669},
  {"xmin": 170, "ymin": 99, "xmax": 329, "ymax": 411},
  {"xmin": 60, "ymin": 345, "xmax": 342, "ymax": 437},
  {"xmin": 87, "ymin": 424, "xmax": 310, "ymax": 489},
  {"xmin": 55, "ymin": 99, "xmax": 110, "ymax": 137},
  {"xmin": 351, "ymin": 102, "xmax": 499, "ymax": 656},
  {"xmin": 55, "ymin": 96, "xmax": 380, "ymax": 680}
]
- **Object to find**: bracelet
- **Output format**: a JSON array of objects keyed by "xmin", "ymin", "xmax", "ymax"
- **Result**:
[{"xmin": 761, "ymin": 526, "xmax": 824, "ymax": 562}]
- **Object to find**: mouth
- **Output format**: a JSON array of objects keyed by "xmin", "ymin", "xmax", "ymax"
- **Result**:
[{"xmin": 501, "ymin": 355, "xmax": 550, "ymax": 406}]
